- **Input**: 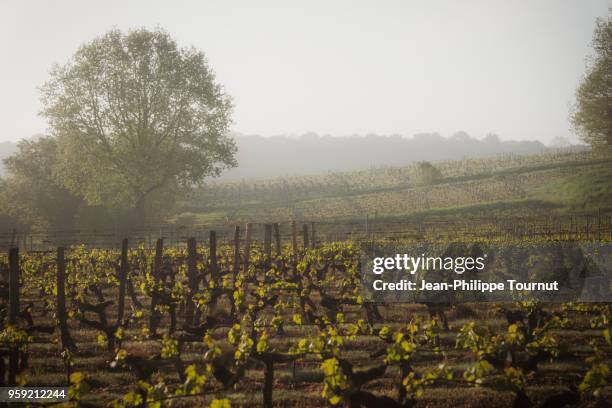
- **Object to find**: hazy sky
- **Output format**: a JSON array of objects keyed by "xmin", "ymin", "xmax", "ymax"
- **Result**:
[{"xmin": 1, "ymin": 0, "xmax": 609, "ymax": 144}]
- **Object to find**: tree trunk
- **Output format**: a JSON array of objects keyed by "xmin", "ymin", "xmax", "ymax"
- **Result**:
[{"xmin": 134, "ymin": 194, "xmax": 147, "ymax": 227}]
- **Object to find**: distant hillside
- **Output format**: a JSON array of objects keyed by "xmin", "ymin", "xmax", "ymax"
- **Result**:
[
  {"xmin": 221, "ymin": 132, "xmax": 562, "ymax": 180},
  {"xmin": 176, "ymin": 149, "xmax": 608, "ymax": 226}
]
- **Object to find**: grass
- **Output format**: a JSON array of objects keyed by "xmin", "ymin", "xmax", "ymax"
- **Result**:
[
  {"xmin": 352, "ymin": 198, "xmax": 563, "ymax": 222},
  {"xmin": 531, "ymin": 162, "xmax": 612, "ymax": 211}
]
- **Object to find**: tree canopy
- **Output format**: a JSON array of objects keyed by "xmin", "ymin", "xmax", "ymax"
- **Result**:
[
  {"xmin": 2, "ymin": 137, "xmax": 81, "ymax": 229},
  {"xmin": 414, "ymin": 161, "xmax": 442, "ymax": 186},
  {"xmin": 571, "ymin": 14, "xmax": 612, "ymax": 148},
  {"xmin": 41, "ymin": 28, "xmax": 236, "ymax": 225}
]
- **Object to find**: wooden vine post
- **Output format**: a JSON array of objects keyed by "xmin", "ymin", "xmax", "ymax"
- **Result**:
[
  {"xmin": 273, "ymin": 223, "xmax": 281, "ymax": 255},
  {"xmin": 209, "ymin": 231, "xmax": 218, "ymax": 283},
  {"xmin": 576, "ymin": 217, "xmax": 580, "ymax": 240},
  {"xmin": 264, "ymin": 224, "xmax": 272, "ymax": 270},
  {"xmin": 117, "ymin": 238, "xmax": 128, "ymax": 325},
  {"xmin": 148, "ymin": 238, "xmax": 164, "ymax": 338},
  {"xmin": 254, "ymin": 352, "xmax": 303, "ymax": 408},
  {"xmin": 8, "ymin": 247, "xmax": 20, "ymax": 386},
  {"xmin": 8, "ymin": 248, "xmax": 19, "ymax": 325},
  {"xmin": 243, "ymin": 223, "xmax": 252, "ymax": 275},
  {"xmin": 232, "ymin": 226, "xmax": 240, "ymax": 281},
  {"xmin": 263, "ymin": 358, "xmax": 274, "ymax": 408},
  {"xmin": 586, "ymin": 216, "xmax": 590, "ymax": 241},
  {"xmin": 302, "ymin": 224, "xmax": 309, "ymax": 251},
  {"xmin": 291, "ymin": 221, "xmax": 298, "ymax": 267},
  {"xmin": 310, "ymin": 222, "xmax": 316, "ymax": 249},
  {"xmin": 273, "ymin": 223, "xmax": 283, "ymax": 276},
  {"xmin": 56, "ymin": 247, "xmax": 76, "ymax": 352},
  {"xmin": 185, "ymin": 237, "xmax": 198, "ymax": 327},
  {"xmin": 597, "ymin": 208, "xmax": 601, "ymax": 242}
]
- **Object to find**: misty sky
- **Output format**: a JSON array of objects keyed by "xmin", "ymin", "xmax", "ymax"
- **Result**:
[{"xmin": 1, "ymin": 0, "xmax": 610, "ymax": 144}]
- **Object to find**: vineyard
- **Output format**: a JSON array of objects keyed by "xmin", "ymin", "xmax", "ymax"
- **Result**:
[
  {"xmin": 197, "ymin": 150, "xmax": 598, "ymax": 205},
  {"xmin": 0, "ymin": 221, "xmax": 610, "ymax": 407},
  {"xmin": 179, "ymin": 149, "xmax": 612, "ymax": 225},
  {"xmin": 3, "ymin": 4, "xmax": 611, "ymax": 407}
]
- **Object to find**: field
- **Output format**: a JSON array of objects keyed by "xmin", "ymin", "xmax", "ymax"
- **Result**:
[
  {"xmin": 1, "ymin": 222, "xmax": 611, "ymax": 408},
  {"xmin": 0, "ymin": 149, "xmax": 610, "ymax": 407},
  {"xmin": 176, "ymin": 149, "xmax": 611, "ymax": 226}
]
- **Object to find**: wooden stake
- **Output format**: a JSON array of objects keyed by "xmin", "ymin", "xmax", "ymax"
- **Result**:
[
  {"xmin": 243, "ymin": 223, "xmax": 252, "ymax": 274},
  {"xmin": 209, "ymin": 231, "xmax": 218, "ymax": 282},
  {"xmin": 117, "ymin": 238, "xmax": 128, "ymax": 325},
  {"xmin": 8, "ymin": 247, "xmax": 19, "ymax": 386},
  {"xmin": 273, "ymin": 223, "xmax": 281, "ymax": 255},
  {"xmin": 302, "ymin": 224, "xmax": 309, "ymax": 251},
  {"xmin": 291, "ymin": 221, "xmax": 298, "ymax": 265},
  {"xmin": 148, "ymin": 238, "xmax": 163, "ymax": 338},
  {"xmin": 8, "ymin": 248, "xmax": 19, "ymax": 325},
  {"xmin": 185, "ymin": 237, "xmax": 198, "ymax": 326},
  {"xmin": 264, "ymin": 224, "xmax": 272, "ymax": 270},
  {"xmin": 310, "ymin": 222, "xmax": 316, "ymax": 248},
  {"xmin": 597, "ymin": 208, "xmax": 601, "ymax": 242},
  {"xmin": 232, "ymin": 226, "xmax": 240, "ymax": 280},
  {"xmin": 586, "ymin": 216, "xmax": 590, "ymax": 241},
  {"xmin": 57, "ymin": 247, "xmax": 76, "ymax": 352}
]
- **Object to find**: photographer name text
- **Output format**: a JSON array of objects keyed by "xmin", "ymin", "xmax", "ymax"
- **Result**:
[{"xmin": 372, "ymin": 279, "xmax": 559, "ymax": 292}]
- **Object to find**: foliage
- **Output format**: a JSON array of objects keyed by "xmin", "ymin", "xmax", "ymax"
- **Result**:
[
  {"xmin": 571, "ymin": 13, "xmax": 612, "ymax": 147},
  {"xmin": 320, "ymin": 358, "xmax": 351, "ymax": 405},
  {"xmin": 2, "ymin": 136, "xmax": 81, "ymax": 229},
  {"xmin": 414, "ymin": 161, "xmax": 443, "ymax": 186},
  {"xmin": 5, "ymin": 237, "xmax": 612, "ymax": 406},
  {"xmin": 40, "ymin": 27, "xmax": 236, "ymax": 225}
]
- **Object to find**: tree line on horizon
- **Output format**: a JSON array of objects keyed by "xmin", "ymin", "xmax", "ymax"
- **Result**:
[{"xmin": 220, "ymin": 131, "xmax": 571, "ymax": 180}]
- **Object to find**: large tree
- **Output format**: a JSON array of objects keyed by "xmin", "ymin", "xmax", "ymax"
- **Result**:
[
  {"xmin": 41, "ymin": 28, "xmax": 236, "ymax": 225},
  {"xmin": 3, "ymin": 136, "xmax": 82, "ymax": 230},
  {"xmin": 571, "ymin": 14, "xmax": 612, "ymax": 147}
]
